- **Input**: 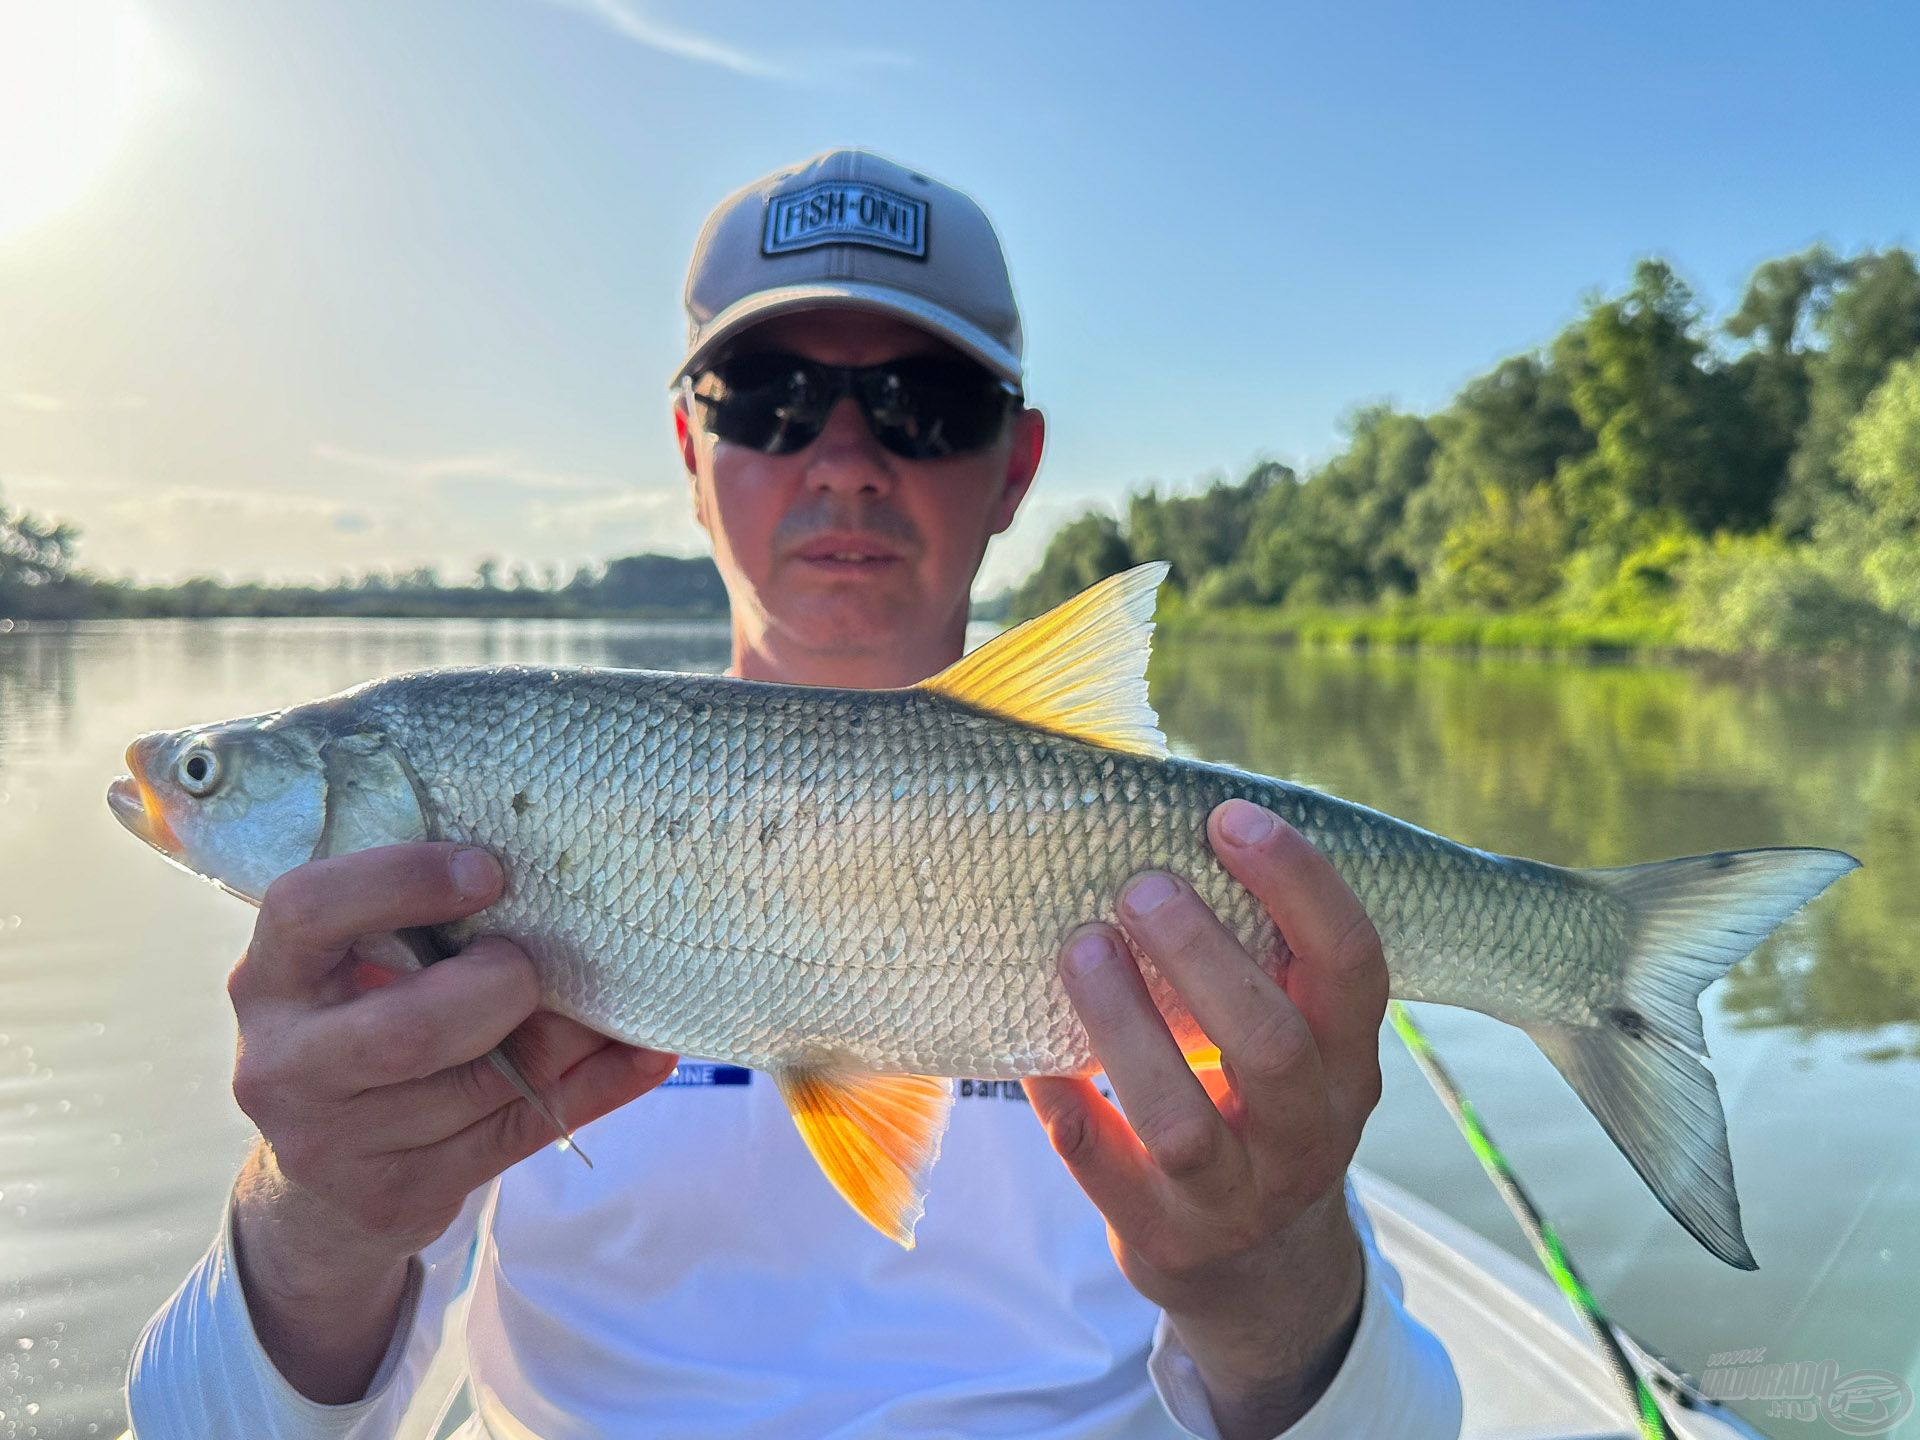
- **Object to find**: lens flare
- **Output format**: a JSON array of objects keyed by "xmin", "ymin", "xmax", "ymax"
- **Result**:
[{"xmin": 0, "ymin": 0, "xmax": 154, "ymax": 240}]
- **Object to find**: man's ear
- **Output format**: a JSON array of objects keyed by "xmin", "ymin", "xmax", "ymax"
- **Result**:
[
  {"xmin": 674, "ymin": 397, "xmax": 711, "ymax": 533},
  {"xmin": 991, "ymin": 407, "xmax": 1045, "ymax": 536}
]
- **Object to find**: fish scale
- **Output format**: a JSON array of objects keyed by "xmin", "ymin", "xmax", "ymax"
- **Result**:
[
  {"xmin": 347, "ymin": 667, "xmax": 1614, "ymax": 1076},
  {"xmin": 109, "ymin": 563, "xmax": 1857, "ymax": 1260}
]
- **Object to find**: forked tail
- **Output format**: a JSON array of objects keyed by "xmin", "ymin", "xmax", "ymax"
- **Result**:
[{"xmin": 1524, "ymin": 847, "xmax": 1858, "ymax": 1269}]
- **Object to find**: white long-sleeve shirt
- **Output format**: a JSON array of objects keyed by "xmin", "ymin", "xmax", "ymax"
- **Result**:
[{"xmin": 127, "ymin": 1064, "xmax": 1462, "ymax": 1439}]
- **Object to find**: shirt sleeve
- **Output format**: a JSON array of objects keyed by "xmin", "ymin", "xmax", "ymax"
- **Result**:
[
  {"xmin": 124, "ymin": 1182, "xmax": 490, "ymax": 1440},
  {"xmin": 1145, "ymin": 1181, "xmax": 1463, "ymax": 1440}
]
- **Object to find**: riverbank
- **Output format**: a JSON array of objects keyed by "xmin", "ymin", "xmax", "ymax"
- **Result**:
[
  {"xmin": 1158, "ymin": 603, "xmax": 1677, "ymax": 656},
  {"xmin": 1156, "ymin": 602, "xmax": 1920, "ymax": 673}
]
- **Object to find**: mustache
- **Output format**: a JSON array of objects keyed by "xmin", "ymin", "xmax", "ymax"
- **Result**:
[{"xmin": 774, "ymin": 504, "xmax": 922, "ymax": 556}]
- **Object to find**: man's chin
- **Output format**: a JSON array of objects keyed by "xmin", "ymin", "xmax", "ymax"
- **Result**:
[{"xmin": 775, "ymin": 583, "xmax": 925, "ymax": 654}]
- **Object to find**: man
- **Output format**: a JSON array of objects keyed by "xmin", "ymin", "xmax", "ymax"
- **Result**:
[{"xmin": 128, "ymin": 149, "xmax": 1461, "ymax": 1439}]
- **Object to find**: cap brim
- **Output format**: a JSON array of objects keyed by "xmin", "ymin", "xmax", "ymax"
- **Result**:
[{"xmin": 670, "ymin": 283, "xmax": 1023, "ymax": 390}]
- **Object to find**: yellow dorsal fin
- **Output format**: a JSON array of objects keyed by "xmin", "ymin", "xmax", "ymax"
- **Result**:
[
  {"xmin": 918, "ymin": 561, "xmax": 1170, "ymax": 758},
  {"xmin": 775, "ymin": 1065, "xmax": 954, "ymax": 1248}
]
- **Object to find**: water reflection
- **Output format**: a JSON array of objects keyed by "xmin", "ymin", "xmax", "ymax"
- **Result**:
[
  {"xmin": 0, "ymin": 627, "xmax": 77, "ymax": 768},
  {"xmin": 0, "ymin": 621, "xmax": 1914, "ymax": 1437},
  {"xmin": 1152, "ymin": 640, "xmax": 1920, "ymax": 1041}
]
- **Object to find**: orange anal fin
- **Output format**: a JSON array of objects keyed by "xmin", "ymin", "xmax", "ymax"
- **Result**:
[
  {"xmin": 774, "ymin": 1066, "xmax": 953, "ymax": 1248},
  {"xmin": 1186, "ymin": 1044, "xmax": 1223, "ymax": 1072}
]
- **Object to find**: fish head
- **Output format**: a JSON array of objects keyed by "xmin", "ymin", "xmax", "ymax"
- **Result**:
[{"xmin": 108, "ymin": 707, "xmax": 426, "ymax": 902}]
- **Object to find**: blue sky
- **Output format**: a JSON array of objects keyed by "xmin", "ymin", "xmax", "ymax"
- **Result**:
[{"xmin": 3, "ymin": 0, "xmax": 1916, "ymax": 589}]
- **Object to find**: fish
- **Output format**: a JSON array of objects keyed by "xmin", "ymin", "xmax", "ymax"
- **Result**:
[{"xmin": 106, "ymin": 563, "xmax": 1857, "ymax": 1268}]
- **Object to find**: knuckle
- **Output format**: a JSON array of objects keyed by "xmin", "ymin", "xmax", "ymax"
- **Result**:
[
  {"xmin": 491, "ymin": 1093, "xmax": 555, "ymax": 1165},
  {"xmin": 451, "ymin": 1054, "xmax": 508, "ymax": 1112},
  {"xmin": 230, "ymin": 1059, "xmax": 272, "ymax": 1120},
  {"xmin": 1046, "ymin": 1108, "xmax": 1099, "ymax": 1170},
  {"xmin": 225, "ymin": 952, "xmax": 254, "ymax": 1006},
  {"xmin": 1238, "ymin": 1004, "xmax": 1312, "ymax": 1081},
  {"xmin": 1142, "ymin": 1114, "xmax": 1221, "ymax": 1181},
  {"xmin": 344, "ymin": 1007, "xmax": 427, "ymax": 1083},
  {"xmin": 469, "ymin": 939, "xmax": 539, "ymax": 1011},
  {"xmin": 260, "ymin": 868, "xmax": 326, "ymax": 938},
  {"xmin": 1328, "ymin": 907, "xmax": 1385, "ymax": 975}
]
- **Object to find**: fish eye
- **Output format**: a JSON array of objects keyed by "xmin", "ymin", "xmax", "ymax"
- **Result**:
[{"xmin": 176, "ymin": 745, "xmax": 221, "ymax": 797}]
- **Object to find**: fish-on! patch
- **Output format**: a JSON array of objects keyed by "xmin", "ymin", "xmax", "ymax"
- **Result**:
[{"xmin": 763, "ymin": 181, "xmax": 927, "ymax": 259}]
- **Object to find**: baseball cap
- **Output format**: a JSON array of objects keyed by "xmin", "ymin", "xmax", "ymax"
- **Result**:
[{"xmin": 671, "ymin": 148, "xmax": 1024, "ymax": 390}]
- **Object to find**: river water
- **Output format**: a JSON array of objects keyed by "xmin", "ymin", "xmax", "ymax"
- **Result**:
[{"xmin": 1, "ymin": 620, "xmax": 1915, "ymax": 1438}]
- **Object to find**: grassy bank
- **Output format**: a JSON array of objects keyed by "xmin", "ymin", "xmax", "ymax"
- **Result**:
[{"xmin": 1158, "ymin": 603, "xmax": 1678, "ymax": 656}]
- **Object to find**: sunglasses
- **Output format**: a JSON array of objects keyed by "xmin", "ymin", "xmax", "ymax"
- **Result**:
[{"xmin": 687, "ymin": 351, "xmax": 1021, "ymax": 460}]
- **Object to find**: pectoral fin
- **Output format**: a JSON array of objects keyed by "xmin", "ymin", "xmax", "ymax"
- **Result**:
[
  {"xmin": 398, "ymin": 925, "xmax": 590, "ymax": 1168},
  {"xmin": 488, "ymin": 1038, "xmax": 591, "ymax": 1169},
  {"xmin": 774, "ymin": 1065, "xmax": 954, "ymax": 1247}
]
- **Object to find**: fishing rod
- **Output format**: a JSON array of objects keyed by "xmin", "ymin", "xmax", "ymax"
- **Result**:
[{"xmin": 1388, "ymin": 1000, "xmax": 1678, "ymax": 1440}]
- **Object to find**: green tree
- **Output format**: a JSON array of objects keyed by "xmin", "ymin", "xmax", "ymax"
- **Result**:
[
  {"xmin": 1779, "ymin": 249, "xmax": 1920, "ymax": 533},
  {"xmin": 1406, "ymin": 356, "xmax": 1588, "ymax": 584},
  {"xmin": 1010, "ymin": 512, "xmax": 1134, "ymax": 617},
  {"xmin": 1725, "ymin": 245, "xmax": 1853, "ymax": 526},
  {"xmin": 1310, "ymin": 407, "xmax": 1436, "ymax": 597},
  {"xmin": 1837, "ymin": 352, "xmax": 1920, "ymax": 623},
  {"xmin": 1726, "ymin": 244, "xmax": 1851, "ymax": 357},
  {"xmin": 0, "ymin": 493, "xmax": 80, "ymax": 600},
  {"xmin": 1431, "ymin": 485, "xmax": 1569, "ymax": 610},
  {"xmin": 1125, "ymin": 463, "xmax": 1284, "ymax": 594},
  {"xmin": 1236, "ymin": 413, "xmax": 1431, "ymax": 606},
  {"xmin": 1552, "ymin": 260, "xmax": 1774, "ymax": 541}
]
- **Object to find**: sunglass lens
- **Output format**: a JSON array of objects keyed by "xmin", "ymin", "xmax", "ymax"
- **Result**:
[
  {"xmin": 694, "ymin": 353, "xmax": 827, "ymax": 455},
  {"xmin": 859, "ymin": 358, "xmax": 1011, "ymax": 459}
]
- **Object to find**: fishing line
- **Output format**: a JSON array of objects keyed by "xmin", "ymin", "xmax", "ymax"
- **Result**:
[{"xmin": 1388, "ymin": 1000, "xmax": 1677, "ymax": 1440}]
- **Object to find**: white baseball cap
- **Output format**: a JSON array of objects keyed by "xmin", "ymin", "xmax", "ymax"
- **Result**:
[{"xmin": 672, "ymin": 148, "xmax": 1024, "ymax": 389}]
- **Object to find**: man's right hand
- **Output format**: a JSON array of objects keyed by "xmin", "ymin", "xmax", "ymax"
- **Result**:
[{"xmin": 224, "ymin": 842, "xmax": 677, "ymax": 1402}]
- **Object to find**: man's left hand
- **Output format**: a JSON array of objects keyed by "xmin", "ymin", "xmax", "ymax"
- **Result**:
[{"xmin": 1025, "ymin": 798, "xmax": 1388, "ymax": 1440}]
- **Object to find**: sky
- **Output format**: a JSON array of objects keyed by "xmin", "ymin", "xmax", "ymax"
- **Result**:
[{"xmin": 3, "ymin": 0, "xmax": 1917, "ymax": 593}]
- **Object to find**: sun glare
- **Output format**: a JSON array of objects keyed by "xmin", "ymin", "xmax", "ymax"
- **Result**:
[{"xmin": 0, "ymin": 0, "xmax": 152, "ymax": 240}]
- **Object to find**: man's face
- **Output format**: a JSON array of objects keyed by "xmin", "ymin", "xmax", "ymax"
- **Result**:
[{"xmin": 676, "ymin": 309, "xmax": 1043, "ymax": 684}]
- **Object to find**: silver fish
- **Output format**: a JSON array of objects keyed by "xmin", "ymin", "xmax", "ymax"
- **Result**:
[{"xmin": 107, "ymin": 564, "xmax": 1856, "ymax": 1264}]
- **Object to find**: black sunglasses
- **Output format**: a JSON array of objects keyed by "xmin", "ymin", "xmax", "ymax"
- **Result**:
[{"xmin": 687, "ymin": 351, "xmax": 1021, "ymax": 460}]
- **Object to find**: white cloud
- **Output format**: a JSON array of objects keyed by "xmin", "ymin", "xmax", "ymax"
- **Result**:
[
  {"xmin": 312, "ymin": 443, "xmax": 627, "ymax": 494},
  {"xmin": 4, "ymin": 391, "xmax": 150, "ymax": 412},
  {"xmin": 525, "ymin": 0, "xmax": 910, "ymax": 81},
  {"xmin": 526, "ymin": 488, "xmax": 707, "ymax": 558}
]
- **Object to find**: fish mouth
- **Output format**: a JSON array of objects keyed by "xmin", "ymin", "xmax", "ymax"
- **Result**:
[{"xmin": 108, "ymin": 740, "xmax": 181, "ymax": 856}]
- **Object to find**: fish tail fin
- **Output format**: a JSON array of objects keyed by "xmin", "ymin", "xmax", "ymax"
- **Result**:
[
  {"xmin": 1525, "ymin": 846, "xmax": 1857, "ymax": 1270},
  {"xmin": 487, "ymin": 1040, "xmax": 592, "ymax": 1169}
]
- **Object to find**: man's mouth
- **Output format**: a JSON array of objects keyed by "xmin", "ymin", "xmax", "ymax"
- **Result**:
[{"xmin": 792, "ymin": 536, "xmax": 906, "ymax": 572}]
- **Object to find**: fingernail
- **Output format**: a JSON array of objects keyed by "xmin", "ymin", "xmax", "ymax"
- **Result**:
[
  {"xmin": 1219, "ymin": 799, "xmax": 1278, "ymax": 847},
  {"xmin": 1062, "ymin": 928, "xmax": 1116, "ymax": 978},
  {"xmin": 1122, "ymin": 872, "xmax": 1177, "ymax": 917},
  {"xmin": 450, "ymin": 847, "xmax": 501, "ymax": 898}
]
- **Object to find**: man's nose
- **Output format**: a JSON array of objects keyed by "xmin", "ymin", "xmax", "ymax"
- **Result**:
[{"xmin": 802, "ymin": 396, "xmax": 894, "ymax": 496}]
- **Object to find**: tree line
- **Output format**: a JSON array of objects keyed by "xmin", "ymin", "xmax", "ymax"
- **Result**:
[
  {"xmin": 0, "ymin": 521, "xmax": 730, "ymax": 621},
  {"xmin": 1013, "ymin": 245, "xmax": 1920, "ymax": 655}
]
